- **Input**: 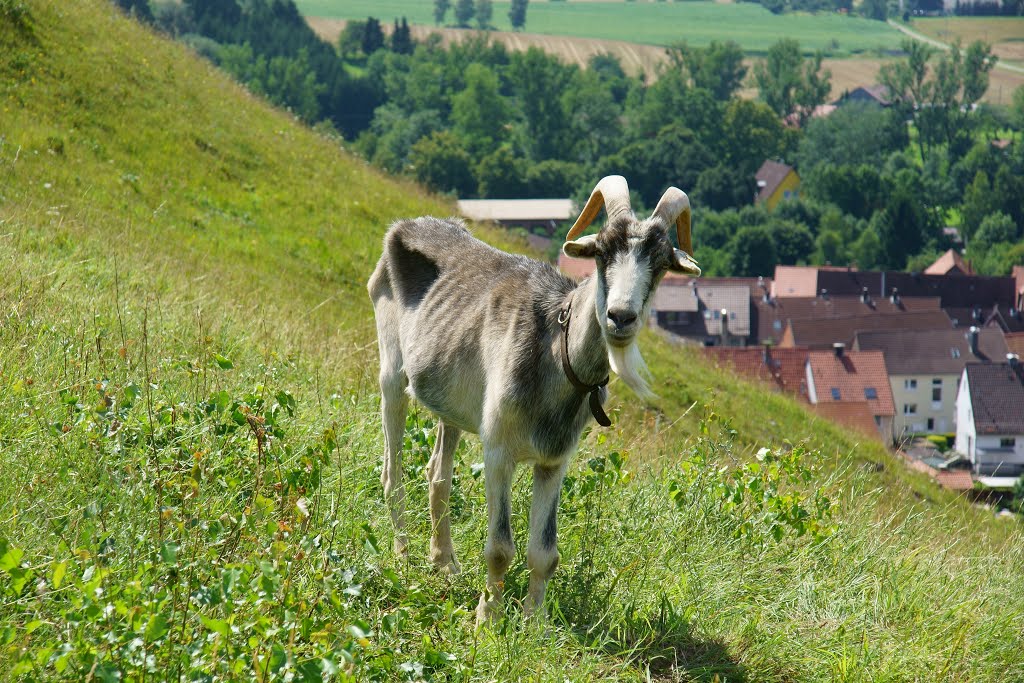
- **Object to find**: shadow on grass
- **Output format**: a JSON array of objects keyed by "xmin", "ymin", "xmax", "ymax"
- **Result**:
[{"xmin": 553, "ymin": 595, "xmax": 750, "ymax": 682}]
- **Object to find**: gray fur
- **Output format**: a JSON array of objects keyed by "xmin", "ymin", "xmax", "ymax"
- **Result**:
[{"xmin": 368, "ymin": 208, "xmax": 682, "ymax": 622}]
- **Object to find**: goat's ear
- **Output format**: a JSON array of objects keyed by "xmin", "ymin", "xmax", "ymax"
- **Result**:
[
  {"xmin": 563, "ymin": 234, "xmax": 599, "ymax": 259},
  {"xmin": 669, "ymin": 248, "xmax": 701, "ymax": 275}
]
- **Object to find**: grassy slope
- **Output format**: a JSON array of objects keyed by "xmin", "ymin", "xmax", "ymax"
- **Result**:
[
  {"xmin": 1, "ymin": 1, "xmax": 1023, "ymax": 681},
  {"xmin": 912, "ymin": 16, "xmax": 1024, "ymax": 67},
  {"xmin": 295, "ymin": 0, "xmax": 903, "ymax": 55}
]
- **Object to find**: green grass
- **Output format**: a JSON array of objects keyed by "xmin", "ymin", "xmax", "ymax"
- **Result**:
[
  {"xmin": 2, "ymin": 1, "xmax": 1024, "ymax": 680},
  {"xmin": 296, "ymin": 0, "xmax": 905, "ymax": 55}
]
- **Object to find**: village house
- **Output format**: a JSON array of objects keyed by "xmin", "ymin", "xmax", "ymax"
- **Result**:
[
  {"xmin": 754, "ymin": 160, "xmax": 800, "ymax": 211},
  {"xmin": 853, "ymin": 326, "xmax": 1009, "ymax": 437},
  {"xmin": 805, "ymin": 344, "xmax": 895, "ymax": 442},
  {"xmin": 954, "ymin": 357, "xmax": 1024, "ymax": 484}
]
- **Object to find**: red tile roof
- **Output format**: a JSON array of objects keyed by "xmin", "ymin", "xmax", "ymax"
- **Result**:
[
  {"xmin": 934, "ymin": 470, "xmax": 975, "ymax": 492},
  {"xmin": 808, "ymin": 349, "xmax": 895, "ymax": 417},
  {"xmin": 812, "ymin": 402, "xmax": 883, "ymax": 441},
  {"xmin": 703, "ymin": 346, "xmax": 810, "ymax": 399},
  {"xmin": 924, "ymin": 249, "xmax": 973, "ymax": 276}
]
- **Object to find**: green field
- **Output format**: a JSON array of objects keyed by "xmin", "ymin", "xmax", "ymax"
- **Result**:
[
  {"xmin": 2, "ymin": 1, "xmax": 1024, "ymax": 680},
  {"xmin": 296, "ymin": 0, "xmax": 905, "ymax": 54}
]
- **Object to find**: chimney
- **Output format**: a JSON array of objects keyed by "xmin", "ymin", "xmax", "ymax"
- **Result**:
[
  {"xmin": 833, "ymin": 342, "xmax": 845, "ymax": 358},
  {"xmin": 762, "ymin": 340, "xmax": 772, "ymax": 365},
  {"xmin": 820, "ymin": 288, "xmax": 829, "ymax": 301},
  {"xmin": 1009, "ymin": 353, "xmax": 1020, "ymax": 370},
  {"xmin": 720, "ymin": 308, "xmax": 729, "ymax": 345},
  {"xmin": 860, "ymin": 287, "xmax": 870, "ymax": 304},
  {"xmin": 967, "ymin": 326, "xmax": 979, "ymax": 356},
  {"xmin": 890, "ymin": 287, "xmax": 900, "ymax": 305}
]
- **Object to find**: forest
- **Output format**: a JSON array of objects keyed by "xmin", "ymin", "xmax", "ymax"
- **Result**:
[{"xmin": 123, "ymin": 0, "xmax": 1024, "ymax": 278}]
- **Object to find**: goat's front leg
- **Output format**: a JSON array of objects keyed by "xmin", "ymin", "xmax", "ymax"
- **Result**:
[
  {"xmin": 477, "ymin": 447, "xmax": 515, "ymax": 626},
  {"xmin": 525, "ymin": 461, "xmax": 568, "ymax": 618},
  {"xmin": 426, "ymin": 420, "xmax": 461, "ymax": 574}
]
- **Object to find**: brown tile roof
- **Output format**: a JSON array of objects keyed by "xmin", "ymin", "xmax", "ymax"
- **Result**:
[
  {"xmin": 1006, "ymin": 332, "xmax": 1024, "ymax": 357},
  {"xmin": 812, "ymin": 401, "xmax": 883, "ymax": 441},
  {"xmin": 755, "ymin": 160, "xmax": 795, "ymax": 203},
  {"xmin": 853, "ymin": 327, "xmax": 1009, "ymax": 375},
  {"xmin": 703, "ymin": 346, "xmax": 810, "ymax": 399},
  {"xmin": 654, "ymin": 283, "xmax": 752, "ymax": 336},
  {"xmin": 755, "ymin": 294, "xmax": 942, "ymax": 344},
  {"xmin": 808, "ymin": 349, "xmax": 895, "ymax": 417},
  {"xmin": 772, "ymin": 266, "xmax": 1017, "ymax": 309},
  {"xmin": 924, "ymin": 249, "xmax": 973, "ymax": 276},
  {"xmin": 782, "ymin": 311, "xmax": 953, "ymax": 349},
  {"xmin": 964, "ymin": 362, "xmax": 1024, "ymax": 434}
]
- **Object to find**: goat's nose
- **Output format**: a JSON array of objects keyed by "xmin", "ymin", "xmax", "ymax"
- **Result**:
[{"xmin": 607, "ymin": 308, "xmax": 637, "ymax": 330}]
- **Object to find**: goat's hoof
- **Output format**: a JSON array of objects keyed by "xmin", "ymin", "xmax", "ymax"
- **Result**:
[
  {"xmin": 475, "ymin": 595, "xmax": 502, "ymax": 627},
  {"xmin": 432, "ymin": 555, "xmax": 461, "ymax": 576}
]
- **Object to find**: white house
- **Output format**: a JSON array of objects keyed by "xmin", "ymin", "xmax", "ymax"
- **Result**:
[{"xmin": 954, "ymin": 357, "xmax": 1024, "ymax": 482}]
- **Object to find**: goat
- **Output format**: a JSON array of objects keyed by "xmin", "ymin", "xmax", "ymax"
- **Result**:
[{"xmin": 367, "ymin": 176, "xmax": 700, "ymax": 624}]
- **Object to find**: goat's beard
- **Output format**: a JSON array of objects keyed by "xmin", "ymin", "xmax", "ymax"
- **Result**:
[{"xmin": 608, "ymin": 341, "xmax": 654, "ymax": 400}]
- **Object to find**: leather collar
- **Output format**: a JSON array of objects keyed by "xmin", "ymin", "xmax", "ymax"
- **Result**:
[{"xmin": 559, "ymin": 294, "xmax": 611, "ymax": 427}]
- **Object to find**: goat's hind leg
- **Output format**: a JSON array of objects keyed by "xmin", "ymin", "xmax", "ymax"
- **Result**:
[
  {"xmin": 376, "ymin": 303, "xmax": 410, "ymax": 558},
  {"xmin": 426, "ymin": 420, "xmax": 461, "ymax": 574}
]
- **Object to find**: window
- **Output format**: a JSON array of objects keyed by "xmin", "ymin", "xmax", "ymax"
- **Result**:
[
  {"xmin": 927, "ymin": 418, "xmax": 935, "ymax": 431},
  {"xmin": 864, "ymin": 387, "xmax": 878, "ymax": 400},
  {"xmin": 830, "ymin": 387, "xmax": 841, "ymax": 400},
  {"xmin": 1002, "ymin": 438, "xmax": 1017, "ymax": 448},
  {"xmin": 932, "ymin": 378, "xmax": 942, "ymax": 402},
  {"xmin": 951, "ymin": 348, "xmax": 960, "ymax": 359},
  {"xmin": 904, "ymin": 379, "xmax": 917, "ymax": 390},
  {"xmin": 773, "ymin": 320, "xmax": 782, "ymax": 331},
  {"xmin": 903, "ymin": 404, "xmax": 917, "ymax": 415}
]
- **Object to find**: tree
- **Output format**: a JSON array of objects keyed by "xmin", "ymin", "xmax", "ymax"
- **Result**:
[
  {"xmin": 509, "ymin": 48, "xmax": 572, "ymax": 161},
  {"xmin": 476, "ymin": 0, "xmax": 493, "ymax": 28},
  {"xmin": 796, "ymin": 103, "xmax": 908, "ymax": 171},
  {"xmin": 666, "ymin": 40, "xmax": 747, "ymax": 101},
  {"xmin": 362, "ymin": 17, "xmax": 385, "ymax": 55},
  {"xmin": 880, "ymin": 39, "xmax": 997, "ymax": 164},
  {"xmin": 1012, "ymin": 86, "xmax": 1024, "ymax": 130},
  {"xmin": 729, "ymin": 225, "xmax": 778, "ymax": 276},
  {"xmin": 861, "ymin": 0, "xmax": 887, "ymax": 20},
  {"xmin": 974, "ymin": 212, "xmax": 1017, "ymax": 249},
  {"xmin": 961, "ymin": 171, "xmax": 999, "ymax": 238},
  {"xmin": 509, "ymin": 0, "xmax": 528, "ymax": 30},
  {"xmin": 693, "ymin": 164, "xmax": 757, "ymax": 211},
  {"xmin": 115, "ymin": 0, "xmax": 154, "ymax": 22},
  {"xmin": 477, "ymin": 146, "xmax": 529, "ymax": 197},
  {"xmin": 451, "ymin": 63, "xmax": 509, "ymax": 156},
  {"xmin": 433, "ymin": 0, "xmax": 450, "ymax": 25},
  {"xmin": 391, "ymin": 18, "xmax": 414, "ymax": 54},
  {"xmin": 851, "ymin": 227, "xmax": 883, "ymax": 270},
  {"xmin": 338, "ymin": 19, "xmax": 367, "ymax": 58},
  {"xmin": 754, "ymin": 39, "xmax": 831, "ymax": 128},
  {"xmin": 455, "ymin": 0, "xmax": 475, "ymax": 27},
  {"xmin": 409, "ymin": 131, "xmax": 476, "ymax": 195}
]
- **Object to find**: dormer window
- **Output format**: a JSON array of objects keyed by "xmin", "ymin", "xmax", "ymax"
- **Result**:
[{"xmin": 831, "ymin": 387, "xmax": 841, "ymax": 400}]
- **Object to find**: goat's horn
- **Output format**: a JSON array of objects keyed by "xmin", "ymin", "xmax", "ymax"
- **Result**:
[
  {"xmin": 652, "ymin": 187, "xmax": 692, "ymax": 255},
  {"xmin": 565, "ymin": 175, "xmax": 632, "ymax": 241}
]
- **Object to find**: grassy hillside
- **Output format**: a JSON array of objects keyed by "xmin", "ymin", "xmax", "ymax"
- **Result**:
[
  {"xmin": 2, "ymin": 1, "xmax": 1024, "ymax": 681},
  {"xmin": 912, "ymin": 16, "xmax": 1024, "ymax": 67},
  {"xmin": 296, "ymin": 0, "xmax": 903, "ymax": 55}
]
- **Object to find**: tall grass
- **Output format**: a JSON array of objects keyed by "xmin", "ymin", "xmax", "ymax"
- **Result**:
[{"xmin": 1, "ymin": 1, "xmax": 1023, "ymax": 680}]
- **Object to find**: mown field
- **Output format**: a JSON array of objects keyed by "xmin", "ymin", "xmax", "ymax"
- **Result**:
[
  {"xmin": 912, "ymin": 16, "xmax": 1024, "ymax": 66},
  {"xmin": 296, "ymin": 0, "xmax": 904, "ymax": 55},
  {"xmin": 307, "ymin": 18, "xmax": 1023, "ymax": 103},
  {"xmin": 2, "ymin": 1, "xmax": 1024, "ymax": 681}
]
